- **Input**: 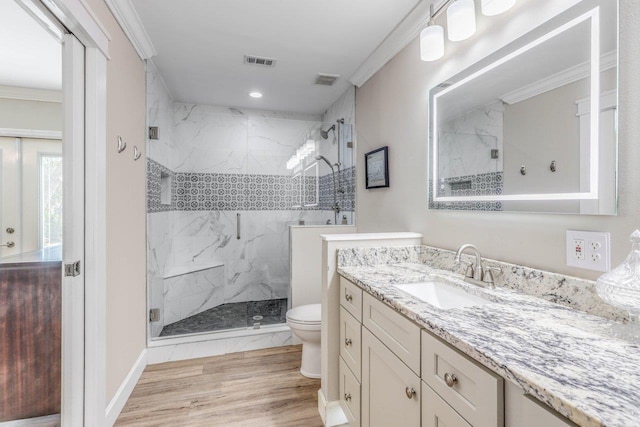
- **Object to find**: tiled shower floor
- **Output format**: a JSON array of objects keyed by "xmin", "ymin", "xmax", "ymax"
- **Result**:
[{"xmin": 159, "ymin": 298, "xmax": 288, "ymax": 337}]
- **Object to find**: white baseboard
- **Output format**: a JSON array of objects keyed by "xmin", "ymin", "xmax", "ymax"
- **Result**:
[
  {"xmin": 318, "ymin": 389, "xmax": 349, "ymax": 427},
  {"xmin": 105, "ymin": 349, "xmax": 147, "ymax": 426}
]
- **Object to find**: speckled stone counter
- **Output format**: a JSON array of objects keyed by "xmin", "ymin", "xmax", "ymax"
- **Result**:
[{"xmin": 337, "ymin": 246, "xmax": 640, "ymax": 427}]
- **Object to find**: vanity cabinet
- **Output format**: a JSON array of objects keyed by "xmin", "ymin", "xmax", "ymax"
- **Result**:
[
  {"xmin": 422, "ymin": 331, "xmax": 503, "ymax": 427},
  {"xmin": 339, "ymin": 277, "xmax": 364, "ymax": 427},
  {"xmin": 337, "ymin": 276, "xmax": 575, "ymax": 427},
  {"xmin": 422, "ymin": 382, "xmax": 472, "ymax": 427},
  {"xmin": 362, "ymin": 327, "xmax": 421, "ymax": 427}
]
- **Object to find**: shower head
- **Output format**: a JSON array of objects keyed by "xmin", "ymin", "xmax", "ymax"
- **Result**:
[
  {"xmin": 320, "ymin": 124, "xmax": 336, "ymax": 140},
  {"xmin": 315, "ymin": 155, "xmax": 334, "ymax": 169}
]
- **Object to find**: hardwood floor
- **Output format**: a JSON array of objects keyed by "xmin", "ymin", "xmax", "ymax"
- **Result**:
[{"xmin": 116, "ymin": 345, "xmax": 323, "ymax": 426}]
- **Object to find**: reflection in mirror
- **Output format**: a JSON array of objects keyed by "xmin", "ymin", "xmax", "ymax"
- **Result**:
[{"xmin": 429, "ymin": 0, "xmax": 617, "ymax": 214}]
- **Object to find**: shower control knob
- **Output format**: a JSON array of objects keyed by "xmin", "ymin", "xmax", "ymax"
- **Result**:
[{"xmin": 345, "ymin": 338, "xmax": 352, "ymax": 346}]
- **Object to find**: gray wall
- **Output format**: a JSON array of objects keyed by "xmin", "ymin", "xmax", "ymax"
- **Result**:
[{"xmin": 355, "ymin": 0, "xmax": 635, "ymax": 281}]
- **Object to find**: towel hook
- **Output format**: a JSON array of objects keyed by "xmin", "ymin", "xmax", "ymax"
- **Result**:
[
  {"xmin": 550, "ymin": 160, "xmax": 557, "ymax": 172},
  {"xmin": 133, "ymin": 146, "xmax": 142, "ymax": 161},
  {"xmin": 117, "ymin": 136, "xmax": 127, "ymax": 153},
  {"xmin": 520, "ymin": 165, "xmax": 526, "ymax": 176}
]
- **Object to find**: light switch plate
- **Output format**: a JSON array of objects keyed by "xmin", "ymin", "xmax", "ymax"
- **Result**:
[{"xmin": 566, "ymin": 230, "xmax": 611, "ymax": 272}]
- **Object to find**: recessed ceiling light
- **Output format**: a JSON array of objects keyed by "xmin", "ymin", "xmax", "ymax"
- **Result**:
[{"xmin": 249, "ymin": 91, "xmax": 263, "ymax": 98}]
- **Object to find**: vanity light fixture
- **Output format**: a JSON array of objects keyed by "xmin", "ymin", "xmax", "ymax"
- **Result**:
[
  {"xmin": 447, "ymin": 0, "xmax": 477, "ymax": 41},
  {"xmin": 249, "ymin": 91, "xmax": 263, "ymax": 98},
  {"xmin": 420, "ymin": 0, "xmax": 515, "ymax": 62},
  {"xmin": 481, "ymin": 0, "xmax": 516, "ymax": 16},
  {"xmin": 420, "ymin": 20, "xmax": 445, "ymax": 61}
]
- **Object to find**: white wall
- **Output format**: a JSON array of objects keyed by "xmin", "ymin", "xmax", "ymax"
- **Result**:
[
  {"xmin": 289, "ymin": 225, "xmax": 356, "ymax": 308},
  {"xmin": 0, "ymin": 98, "xmax": 62, "ymax": 131},
  {"xmin": 85, "ymin": 0, "xmax": 148, "ymax": 403},
  {"xmin": 355, "ymin": 0, "xmax": 636, "ymax": 281}
]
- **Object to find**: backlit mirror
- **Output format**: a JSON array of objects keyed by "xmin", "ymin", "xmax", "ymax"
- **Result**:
[{"xmin": 429, "ymin": 0, "xmax": 617, "ymax": 214}]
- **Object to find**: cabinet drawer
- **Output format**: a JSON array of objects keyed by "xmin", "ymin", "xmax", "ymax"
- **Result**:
[
  {"xmin": 363, "ymin": 293, "xmax": 421, "ymax": 375},
  {"xmin": 422, "ymin": 381, "xmax": 472, "ymax": 427},
  {"xmin": 362, "ymin": 328, "xmax": 421, "ymax": 427},
  {"xmin": 520, "ymin": 395, "xmax": 577, "ymax": 427},
  {"xmin": 422, "ymin": 330, "xmax": 504, "ymax": 427},
  {"xmin": 340, "ymin": 306, "xmax": 362, "ymax": 380},
  {"xmin": 340, "ymin": 277, "xmax": 363, "ymax": 321},
  {"xmin": 340, "ymin": 357, "xmax": 361, "ymax": 427}
]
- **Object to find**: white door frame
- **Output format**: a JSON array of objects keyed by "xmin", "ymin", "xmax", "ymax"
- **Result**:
[
  {"xmin": 21, "ymin": 0, "xmax": 109, "ymax": 425},
  {"xmin": 61, "ymin": 33, "xmax": 86, "ymax": 426}
]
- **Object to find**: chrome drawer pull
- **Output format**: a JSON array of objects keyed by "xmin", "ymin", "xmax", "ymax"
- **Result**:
[
  {"xmin": 345, "ymin": 293, "xmax": 353, "ymax": 302},
  {"xmin": 405, "ymin": 387, "xmax": 416, "ymax": 399},
  {"xmin": 444, "ymin": 373, "xmax": 458, "ymax": 388},
  {"xmin": 344, "ymin": 393, "xmax": 351, "ymax": 401},
  {"xmin": 345, "ymin": 338, "xmax": 352, "ymax": 346}
]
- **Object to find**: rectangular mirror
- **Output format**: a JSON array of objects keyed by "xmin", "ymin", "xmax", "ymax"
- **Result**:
[{"xmin": 429, "ymin": 0, "xmax": 617, "ymax": 214}]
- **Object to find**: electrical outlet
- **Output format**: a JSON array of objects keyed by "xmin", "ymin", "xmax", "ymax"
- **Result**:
[
  {"xmin": 574, "ymin": 239, "xmax": 585, "ymax": 260},
  {"xmin": 566, "ymin": 230, "xmax": 611, "ymax": 272}
]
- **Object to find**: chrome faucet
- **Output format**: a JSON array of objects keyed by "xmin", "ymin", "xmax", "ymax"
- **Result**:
[
  {"xmin": 454, "ymin": 244, "xmax": 483, "ymax": 282},
  {"xmin": 454, "ymin": 244, "xmax": 501, "ymax": 287}
]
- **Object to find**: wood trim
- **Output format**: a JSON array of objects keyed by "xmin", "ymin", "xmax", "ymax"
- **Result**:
[
  {"xmin": 348, "ymin": 0, "xmax": 431, "ymax": 87},
  {"xmin": 501, "ymin": 50, "xmax": 617, "ymax": 105},
  {"xmin": 0, "ymin": 86, "xmax": 62, "ymax": 103},
  {"xmin": 104, "ymin": 0, "xmax": 157, "ymax": 60},
  {"xmin": 83, "ymin": 49, "xmax": 108, "ymax": 427},
  {"xmin": 42, "ymin": 0, "xmax": 110, "ymax": 57},
  {"xmin": 105, "ymin": 350, "xmax": 147, "ymax": 427},
  {"xmin": 0, "ymin": 129, "xmax": 62, "ymax": 140}
]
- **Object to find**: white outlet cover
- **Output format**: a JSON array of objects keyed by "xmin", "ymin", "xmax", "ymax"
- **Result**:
[{"xmin": 566, "ymin": 230, "xmax": 611, "ymax": 272}]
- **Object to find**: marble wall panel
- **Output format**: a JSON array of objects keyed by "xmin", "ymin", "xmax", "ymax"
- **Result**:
[
  {"xmin": 163, "ymin": 266, "xmax": 226, "ymax": 326},
  {"xmin": 439, "ymin": 100, "xmax": 504, "ymax": 179},
  {"xmin": 146, "ymin": 61, "xmax": 176, "ymax": 169}
]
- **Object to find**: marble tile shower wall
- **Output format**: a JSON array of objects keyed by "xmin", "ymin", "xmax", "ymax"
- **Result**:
[{"xmin": 145, "ymin": 70, "xmax": 355, "ymax": 335}]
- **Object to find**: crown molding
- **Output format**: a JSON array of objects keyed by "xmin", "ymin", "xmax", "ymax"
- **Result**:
[
  {"xmin": 500, "ymin": 50, "xmax": 617, "ymax": 105},
  {"xmin": 349, "ymin": 0, "xmax": 431, "ymax": 87},
  {"xmin": 104, "ymin": 0, "xmax": 157, "ymax": 60},
  {"xmin": 0, "ymin": 128, "xmax": 62, "ymax": 139},
  {"xmin": 0, "ymin": 85, "xmax": 62, "ymax": 103}
]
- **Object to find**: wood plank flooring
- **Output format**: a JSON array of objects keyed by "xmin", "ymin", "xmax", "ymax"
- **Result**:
[{"xmin": 116, "ymin": 345, "xmax": 323, "ymax": 427}]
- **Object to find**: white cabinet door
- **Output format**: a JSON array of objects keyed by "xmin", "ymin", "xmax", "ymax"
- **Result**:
[{"xmin": 362, "ymin": 327, "xmax": 420, "ymax": 427}]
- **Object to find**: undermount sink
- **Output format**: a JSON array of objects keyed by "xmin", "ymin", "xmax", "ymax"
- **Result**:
[{"xmin": 394, "ymin": 281, "xmax": 491, "ymax": 310}]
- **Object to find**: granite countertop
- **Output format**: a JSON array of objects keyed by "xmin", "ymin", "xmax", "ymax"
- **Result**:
[{"xmin": 337, "ymin": 262, "xmax": 640, "ymax": 427}]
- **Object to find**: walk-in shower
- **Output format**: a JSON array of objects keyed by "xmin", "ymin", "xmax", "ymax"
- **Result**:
[{"xmin": 145, "ymin": 64, "xmax": 356, "ymax": 340}]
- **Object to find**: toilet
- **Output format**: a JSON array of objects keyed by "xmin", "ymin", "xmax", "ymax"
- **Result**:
[{"xmin": 286, "ymin": 303, "xmax": 321, "ymax": 378}]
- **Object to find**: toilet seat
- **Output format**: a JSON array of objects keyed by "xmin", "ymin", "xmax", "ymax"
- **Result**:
[{"xmin": 286, "ymin": 303, "xmax": 321, "ymax": 325}]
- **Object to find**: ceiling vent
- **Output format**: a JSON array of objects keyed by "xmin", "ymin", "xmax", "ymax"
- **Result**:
[
  {"xmin": 315, "ymin": 73, "xmax": 340, "ymax": 86},
  {"xmin": 244, "ymin": 55, "xmax": 277, "ymax": 67}
]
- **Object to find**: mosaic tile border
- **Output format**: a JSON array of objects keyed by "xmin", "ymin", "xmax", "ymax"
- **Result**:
[
  {"xmin": 147, "ymin": 158, "xmax": 176, "ymax": 213},
  {"xmin": 147, "ymin": 159, "xmax": 355, "ymax": 213},
  {"xmin": 429, "ymin": 171, "xmax": 503, "ymax": 211}
]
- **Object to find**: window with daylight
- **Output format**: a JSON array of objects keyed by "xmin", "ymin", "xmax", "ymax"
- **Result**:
[{"xmin": 40, "ymin": 154, "xmax": 63, "ymax": 248}]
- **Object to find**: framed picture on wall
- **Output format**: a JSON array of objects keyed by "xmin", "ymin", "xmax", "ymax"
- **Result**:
[{"xmin": 365, "ymin": 146, "xmax": 389, "ymax": 189}]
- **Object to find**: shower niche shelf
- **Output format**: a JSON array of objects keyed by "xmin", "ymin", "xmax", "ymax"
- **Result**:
[{"xmin": 163, "ymin": 261, "xmax": 224, "ymax": 279}]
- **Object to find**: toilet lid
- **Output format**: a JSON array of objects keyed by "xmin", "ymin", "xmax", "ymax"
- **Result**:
[{"xmin": 286, "ymin": 304, "xmax": 321, "ymax": 324}]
